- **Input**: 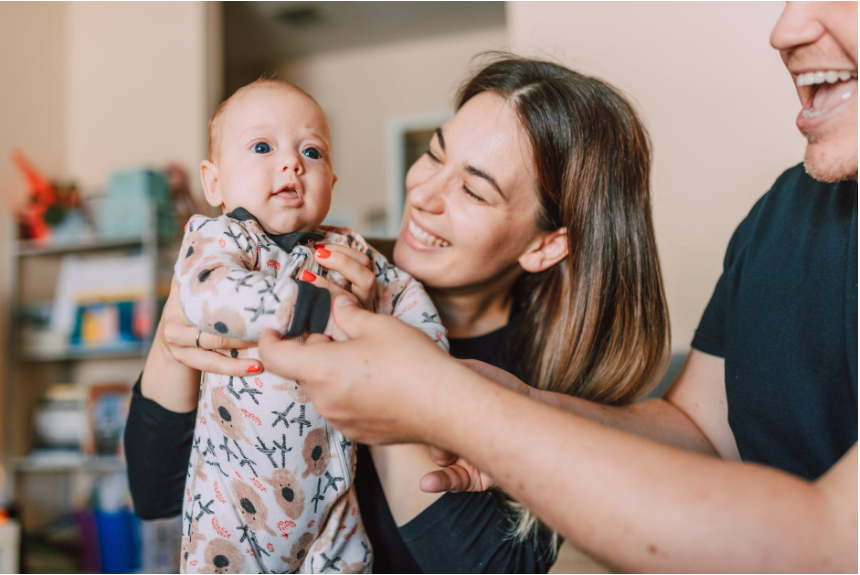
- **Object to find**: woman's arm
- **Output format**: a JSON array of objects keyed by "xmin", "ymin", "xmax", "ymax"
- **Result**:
[{"xmin": 258, "ymin": 301, "xmax": 858, "ymax": 573}]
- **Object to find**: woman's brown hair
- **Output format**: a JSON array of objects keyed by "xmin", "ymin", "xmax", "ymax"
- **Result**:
[{"xmin": 456, "ymin": 55, "xmax": 670, "ymax": 541}]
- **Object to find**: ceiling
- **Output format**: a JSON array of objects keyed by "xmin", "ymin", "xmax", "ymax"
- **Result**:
[{"xmin": 224, "ymin": 2, "xmax": 506, "ymax": 67}]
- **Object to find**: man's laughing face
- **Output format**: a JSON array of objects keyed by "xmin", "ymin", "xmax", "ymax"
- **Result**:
[{"xmin": 771, "ymin": 2, "xmax": 858, "ymax": 182}]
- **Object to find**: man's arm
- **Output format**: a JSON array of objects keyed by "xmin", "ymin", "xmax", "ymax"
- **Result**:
[
  {"xmin": 439, "ymin": 362, "xmax": 857, "ymax": 573},
  {"xmin": 465, "ymin": 350, "xmax": 734, "ymax": 457},
  {"xmin": 258, "ymin": 303, "xmax": 858, "ymax": 573}
]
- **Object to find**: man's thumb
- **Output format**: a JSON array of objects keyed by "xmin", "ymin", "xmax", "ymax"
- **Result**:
[{"xmin": 331, "ymin": 295, "xmax": 370, "ymax": 338}]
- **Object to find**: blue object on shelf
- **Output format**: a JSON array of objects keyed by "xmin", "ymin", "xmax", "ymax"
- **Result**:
[
  {"xmin": 94, "ymin": 509, "xmax": 141, "ymax": 574},
  {"xmin": 97, "ymin": 168, "xmax": 174, "ymax": 240}
]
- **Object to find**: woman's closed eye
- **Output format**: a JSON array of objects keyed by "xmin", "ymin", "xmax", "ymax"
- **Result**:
[
  {"xmin": 463, "ymin": 186, "xmax": 485, "ymax": 203},
  {"xmin": 253, "ymin": 142, "xmax": 272, "ymax": 154}
]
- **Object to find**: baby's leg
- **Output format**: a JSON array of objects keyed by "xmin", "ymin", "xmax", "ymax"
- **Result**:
[{"xmin": 300, "ymin": 487, "xmax": 372, "ymax": 574}]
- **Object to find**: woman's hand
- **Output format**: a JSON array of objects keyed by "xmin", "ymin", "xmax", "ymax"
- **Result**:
[
  {"xmin": 313, "ymin": 244, "xmax": 377, "ymax": 311},
  {"xmin": 158, "ymin": 278, "xmax": 262, "ymax": 376},
  {"xmin": 420, "ymin": 361, "xmax": 532, "ymax": 493},
  {"xmin": 258, "ymin": 297, "xmax": 455, "ymax": 444}
]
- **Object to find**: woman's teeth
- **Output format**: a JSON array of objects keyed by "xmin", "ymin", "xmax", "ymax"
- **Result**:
[
  {"xmin": 408, "ymin": 220, "xmax": 450, "ymax": 248},
  {"xmin": 796, "ymin": 69, "xmax": 856, "ymax": 86}
]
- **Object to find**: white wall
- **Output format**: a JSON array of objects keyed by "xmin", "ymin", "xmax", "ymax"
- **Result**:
[
  {"xmin": 508, "ymin": 1, "xmax": 805, "ymax": 349},
  {"xmin": 280, "ymin": 27, "xmax": 509, "ymax": 232},
  {"xmin": 65, "ymin": 2, "xmax": 221, "ymax": 198},
  {"xmin": 0, "ymin": 1, "xmax": 68, "ymax": 488}
]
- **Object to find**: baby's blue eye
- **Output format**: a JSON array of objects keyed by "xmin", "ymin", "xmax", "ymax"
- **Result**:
[
  {"xmin": 253, "ymin": 142, "xmax": 271, "ymax": 154},
  {"xmin": 303, "ymin": 148, "xmax": 321, "ymax": 160}
]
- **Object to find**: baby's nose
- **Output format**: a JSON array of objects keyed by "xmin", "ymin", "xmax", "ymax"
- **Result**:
[{"xmin": 282, "ymin": 163, "xmax": 301, "ymax": 174}]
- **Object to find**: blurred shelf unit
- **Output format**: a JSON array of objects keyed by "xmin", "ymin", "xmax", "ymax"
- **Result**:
[
  {"xmin": 2, "ymin": 187, "xmax": 178, "ymax": 572},
  {"xmin": 10, "ymin": 454, "xmax": 126, "ymax": 474}
]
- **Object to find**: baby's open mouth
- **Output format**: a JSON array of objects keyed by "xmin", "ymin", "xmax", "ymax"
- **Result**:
[
  {"xmin": 797, "ymin": 69, "xmax": 857, "ymax": 119},
  {"xmin": 273, "ymin": 184, "xmax": 302, "ymax": 200},
  {"xmin": 271, "ymin": 183, "xmax": 304, "ymax": 206}
]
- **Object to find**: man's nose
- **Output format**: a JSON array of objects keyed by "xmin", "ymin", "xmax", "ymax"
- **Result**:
[{"xmin": 770, "ymin": 2, "xmax": 823, "ymax": 52}]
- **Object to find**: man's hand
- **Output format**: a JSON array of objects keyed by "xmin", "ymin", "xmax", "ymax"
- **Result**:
[
  {"xmin": 420, "ymin": 360, "xmax": 531, "ymax": 493},
  {"xmin": 258, "ymin": 296, "xmax": 454, "ymax": 445}
]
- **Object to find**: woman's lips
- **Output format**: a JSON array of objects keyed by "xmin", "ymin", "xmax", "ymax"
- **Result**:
[{"xmin": 403, "ymin": 219, "xmax": 451, "ymax": 251}]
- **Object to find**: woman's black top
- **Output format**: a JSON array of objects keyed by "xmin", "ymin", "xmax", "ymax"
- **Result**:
[{"xmin": 124, "ymin": 324, "xmax": 557, "ymax": 573}]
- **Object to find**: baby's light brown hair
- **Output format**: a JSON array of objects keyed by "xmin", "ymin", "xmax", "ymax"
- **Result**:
[{"xmin": 207, "ymin": 78, "xmax": 318, "ymax": 163}]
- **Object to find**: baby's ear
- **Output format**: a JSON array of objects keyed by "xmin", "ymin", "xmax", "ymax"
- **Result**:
[{"xmin": 200, "ymin": 160, "xmax": 223, "ymax": 208}]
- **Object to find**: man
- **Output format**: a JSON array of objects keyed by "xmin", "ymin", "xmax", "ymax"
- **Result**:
[{"xmin": 259, "ymin": 2, "xmax": 857, "ymax": 571}]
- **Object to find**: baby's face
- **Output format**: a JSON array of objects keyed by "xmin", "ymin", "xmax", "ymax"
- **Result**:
[{"xmin": 205, "ymin": 85, "xmax": 335, "ymax": 234}]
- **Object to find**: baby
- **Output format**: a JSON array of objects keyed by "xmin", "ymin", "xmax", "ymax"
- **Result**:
[{"xmin": 175, "ymin": 79, "xmax": 448, "ymax": 574}]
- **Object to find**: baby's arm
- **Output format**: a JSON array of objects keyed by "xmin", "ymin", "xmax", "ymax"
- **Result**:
[{"xmin": 174, "ymin": 214, "xmax": 331, "ymax": 340}]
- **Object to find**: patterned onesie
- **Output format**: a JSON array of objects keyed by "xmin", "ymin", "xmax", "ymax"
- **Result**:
[{"xmin": 175, "ymin": 208, "xmax": 448, "ymax": 574}]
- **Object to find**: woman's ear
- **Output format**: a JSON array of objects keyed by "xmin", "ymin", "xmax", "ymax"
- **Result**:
[
  {"xmin": 200, "ymin": 160, "xmax": 224, "ymax": 208},
  {"xmin": 518, "ymin": 228, "xmax": 568, "ymax": 273}
]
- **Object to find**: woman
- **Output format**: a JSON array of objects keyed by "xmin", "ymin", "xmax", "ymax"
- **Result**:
[{"xmin": 125, "ymin": 55, "xmax": 670, "ymax": 573}]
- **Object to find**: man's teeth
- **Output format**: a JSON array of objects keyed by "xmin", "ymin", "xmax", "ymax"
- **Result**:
[
  {"xmin": 802, "ymin": 108, "xmax": 828, "ymax": 118},
  {"xmin": 796, "ymin": 70, "xmax": 857, "ymax": 86},
  {"xmin": 408, "ymin": 220, "xmax": 450, "ymax": 247}
]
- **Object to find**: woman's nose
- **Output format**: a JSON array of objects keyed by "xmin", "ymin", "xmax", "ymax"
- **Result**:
[{"xmin": 408, "ymin": 176, "xmax": 446, "ymax": 214}]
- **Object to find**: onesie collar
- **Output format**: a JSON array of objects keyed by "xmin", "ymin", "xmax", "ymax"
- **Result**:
[{"xmin": 226, "ymin": 207, "xmax": 324, "ymax": 252}]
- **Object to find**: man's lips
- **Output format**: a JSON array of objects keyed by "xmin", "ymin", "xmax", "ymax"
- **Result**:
[{"xmin": 794, "ymin": 69, "xmax": 858, "ymax": 133}]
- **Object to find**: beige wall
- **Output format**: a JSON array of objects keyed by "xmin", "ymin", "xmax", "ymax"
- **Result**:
[
  {"xmin": 0, "ymin": 1, "xmax": 68, "ymax": 494},
  {"xmin": 65, "ymin": 2, "xmax": 221, "ymax": 198},
  {"xmin": 280, "ymin": 27, "xmax": 509, "ymax": 232},
  {"xmin": 509, "ymin": 1, "xmax": 805, "ymax": 349}
]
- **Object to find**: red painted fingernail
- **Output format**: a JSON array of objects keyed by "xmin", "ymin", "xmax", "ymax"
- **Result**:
[
  {"xmin": 315, "ymin": 247, "xmax": 331, "ymax": 259},
  {"xmin": 247, "ymin": 364, "xmax": 262, "ymax": 374},
  {"xmin": 301, "ymin": 270, "xmax": 316, "ymax": 282}
]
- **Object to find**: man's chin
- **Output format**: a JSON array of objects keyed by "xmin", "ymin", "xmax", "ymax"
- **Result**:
[{"xmin": 803, "ymin": 142, "xmax": 859, "ymax": 183}]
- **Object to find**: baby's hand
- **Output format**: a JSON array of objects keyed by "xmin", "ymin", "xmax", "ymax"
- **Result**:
[{"xmin": 299, "ymin": 271, "xmax": 360, "ymax": 341}]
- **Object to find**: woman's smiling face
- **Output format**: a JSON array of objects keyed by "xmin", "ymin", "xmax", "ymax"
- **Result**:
[{"xmin": 393, "ymin": 92, "xmax": 544, "ymax": 291}]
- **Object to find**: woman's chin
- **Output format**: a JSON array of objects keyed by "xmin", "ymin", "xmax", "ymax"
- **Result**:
[{"xmin": 393, "ymin": 236, "xmax": 440, "ymax": 284}]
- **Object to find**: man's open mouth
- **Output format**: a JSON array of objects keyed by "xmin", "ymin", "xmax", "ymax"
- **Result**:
[{"xmin": 796, "ymin": 69, "xmax": 857, "ymax": 119}]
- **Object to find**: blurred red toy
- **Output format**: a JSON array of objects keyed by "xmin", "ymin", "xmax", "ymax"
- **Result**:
[{"xmin": 11, "ymin": 149, "xmax": 56, "ymax": 243}]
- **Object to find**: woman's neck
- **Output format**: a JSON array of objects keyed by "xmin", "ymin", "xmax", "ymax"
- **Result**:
[{"xmin": 428, "ymin": 272, "xmax": 519, "ymax": 339}]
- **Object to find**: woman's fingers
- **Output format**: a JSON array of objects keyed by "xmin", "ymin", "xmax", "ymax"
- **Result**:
[
  {"xmin": 163, "ymin": 322, "xmax": 255, "ymax": 351},
  {"xmin": 161, "ymin": 277, "xmax": 262, "ymax": 375},
  {"xmin": 314, "ymin": 245, "xmax": 377, "ymax": 310},
  {"xmin": 172, "ymin": 346, "xmax": 264, "ymax": 377},
  {"xmin": 301, "ymin": 271, "xmax": 352, "ymax": 300}
]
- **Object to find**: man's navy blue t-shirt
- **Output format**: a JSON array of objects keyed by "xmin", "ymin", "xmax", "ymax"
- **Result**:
[{"xmin": 692, "ymin": 164, "xmax": 857, "ymax": 480}]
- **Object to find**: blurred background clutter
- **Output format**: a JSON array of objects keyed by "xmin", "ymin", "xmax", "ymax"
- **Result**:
[{"xmin": 0, "ymin": 2, "xmax": 803, "ymax": 573}]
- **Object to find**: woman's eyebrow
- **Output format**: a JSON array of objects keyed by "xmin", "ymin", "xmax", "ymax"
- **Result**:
[{"xmin": 465, "ymin": 165, "xmax": 506, "ymax": 200}]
